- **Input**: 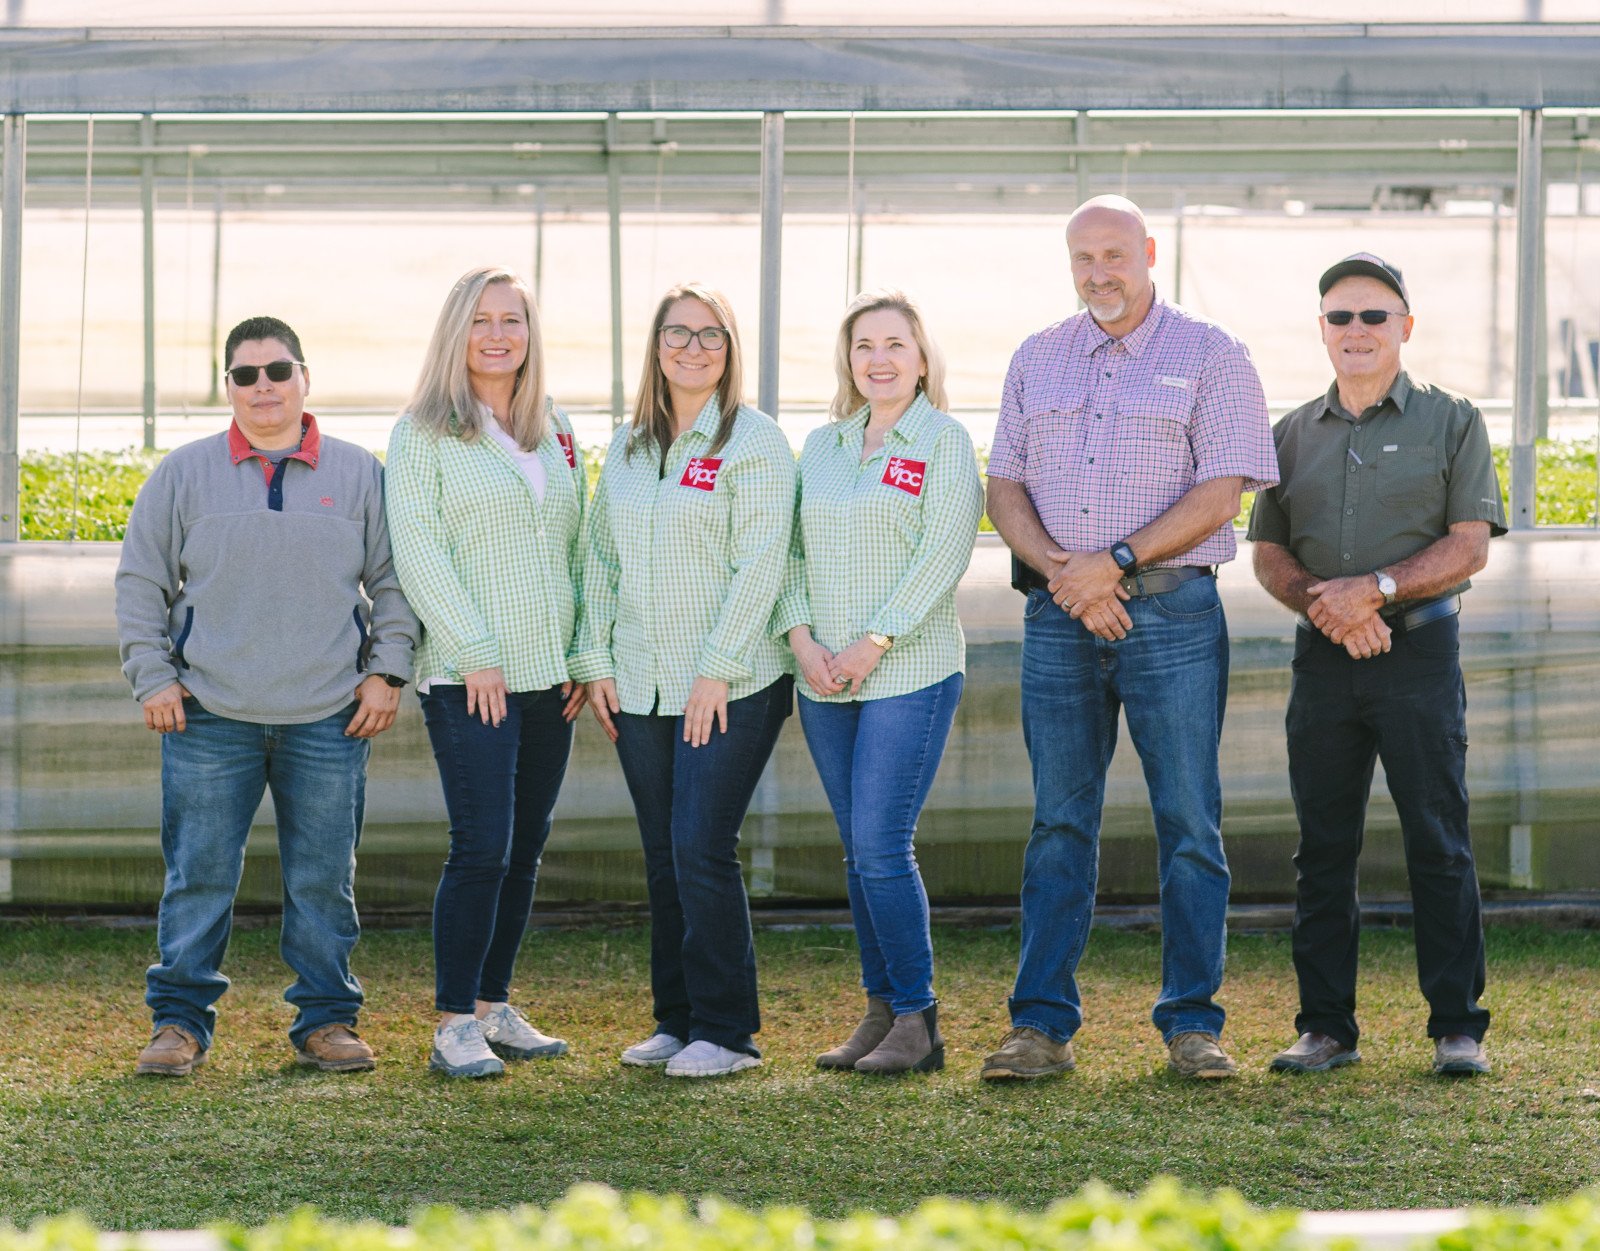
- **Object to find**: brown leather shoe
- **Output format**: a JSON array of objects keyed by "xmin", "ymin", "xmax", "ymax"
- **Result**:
[
  {"xmin": 1167, "ymin": 1031, "xmax": 1237, "ymax": 1079},
  {"xmin": 1269, "ymin": 1032, "xmax": 1360, "ymax": 1074},
  {"xmin": 855, "ymin": 1003, "xmax": 945, "ymax": 1075},
  {"xmin": 980, "ymin": 1026, "xmax": 1075, "ymax": 1080},
  {"xmin": 136, "ymin": 1024, "xmax": 207, "ymax": 1076},
  {"xmin": 295, "ymin": 1023, "xmax": 376, "ymax": 1072},
  {"xmin": 817, "ymin": 996, "xmax": 894, "ymax": 1070}
]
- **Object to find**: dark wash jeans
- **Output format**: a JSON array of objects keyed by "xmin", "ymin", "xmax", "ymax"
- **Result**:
[
  {"xmin": 1286, "ymin": 614, "xmax": 1489, "ymax": 1048},
  {"xmin": 612, "ymin": 676, "xmax": 792, "ymax": 1057},
  {"xmin": 148, "ymin": 701, "xmax": 368, "ymax": 1052},
  {"xmin": 421, "ymin": 684, "xmax": 574, "ymax": 1015}
]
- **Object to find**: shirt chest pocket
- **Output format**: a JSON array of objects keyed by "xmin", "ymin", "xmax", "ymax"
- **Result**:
[
  {"xmin": 1373, "ymin": 445, "xmax": 1444, "ymax": 508},
  {"xmin": 1022, "ymin": 395, "xmax": 1085, "ymax": 474},
  {"xmin": 1116, "ymin": 391, "xmax": 1194, "ymax": 480}
]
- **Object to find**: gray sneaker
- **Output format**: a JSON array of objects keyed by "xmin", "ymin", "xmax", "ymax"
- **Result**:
[
  {"xmin": 980, "ymin": 1026, "xmax": 1075, "ymax": 1080},
  {"xmin": 1269, "ymin": 1032, "xmax": 1361, "ymax": 1074},
  {"xmin": 1433, "ymin": 1035, "xmax": 1490, "ymax": 1075},
  {"xmin": 429, "ymin": 1016, "xmax": 505, "ymax": 1079},
  {"xmin": 1167, "ymin": 1032, "xmax": 1238, "ymax": 1079},
  {"xmin": 620, "ymin": 1033, "xmax": 686, "ymax": 1067},
  {"xmin": 478, "ymin": 1003, "xmax": 567, "ymax": 1060}
]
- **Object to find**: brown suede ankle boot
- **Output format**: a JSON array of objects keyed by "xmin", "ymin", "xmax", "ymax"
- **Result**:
[
  {"xmin": 816, "ymin": 996, "xmax": 894, "ymax": 1070},
  {"xmin": 854, "ymin": 1002, "xmax": 945, "ymax": 1074}
]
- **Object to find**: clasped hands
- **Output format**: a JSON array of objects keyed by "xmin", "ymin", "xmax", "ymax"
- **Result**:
[
  {"xmin": 788, "ymin": 626, "xmax": 886, "ymax": 698},
  {"xmin": 1041, "ymin": 549, "xmax": 1132, "ymax": 640},
  {"xmin": 1304, "ymin": 575, "xmax": 1391, "ymax": 661}
]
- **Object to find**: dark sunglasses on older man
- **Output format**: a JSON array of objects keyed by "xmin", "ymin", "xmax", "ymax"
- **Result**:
[
  {"xmin": 226, "ymin": 360, "xmax": 304, "ymax": 386},
  {"xmin": 1322, "ymin": 309, "xmax": 1405, "ymax": 326}
]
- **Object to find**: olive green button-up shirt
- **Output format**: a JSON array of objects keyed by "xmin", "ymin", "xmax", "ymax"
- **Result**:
[
  {"xmin": 1247, "ymin": 371, "xmax": 1506, "ymax": 596},
  {"xmin": 385, "ymin": 404, "xmax": 587, "ymax": 693},
  {"xmin": 772, "ymin": 394, "xmax": 984, "ymax": 704},
  {"xmin": 570, "ymin": 397, "xmax": 796, "ymax": 716}
]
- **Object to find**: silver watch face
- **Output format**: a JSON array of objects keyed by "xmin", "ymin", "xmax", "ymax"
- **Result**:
[{"xmin": 1377, "ymin": 572, "xmax": 1397, "ymax": 599}]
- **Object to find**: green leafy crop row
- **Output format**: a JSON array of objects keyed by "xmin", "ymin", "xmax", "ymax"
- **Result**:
[
  {"xmin": 15, "ymin": 441, "xmax": 1600, "ymax": 542},
  {"xmin": 3, "ymin": 1181, "xmax": 1598, "ymax": 1251}
]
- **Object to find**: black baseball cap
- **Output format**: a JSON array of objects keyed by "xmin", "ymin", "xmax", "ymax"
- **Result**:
[{"xmin": 1318, "ymin": 253, "xmax": 1409, "ymax": 308}]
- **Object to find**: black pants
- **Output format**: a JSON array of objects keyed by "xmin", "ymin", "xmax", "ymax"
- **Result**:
[{"xmin": 1285, "ymin": 615, "xmax": 1489, "ymax": 1049}]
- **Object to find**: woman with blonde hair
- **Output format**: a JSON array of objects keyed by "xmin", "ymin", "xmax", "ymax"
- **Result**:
[
  {"xmin": 571, "ymin": 281, "xmax": 794, "ymax": 1079},
  {"xmin": 385, "ymin": 265, "xmax": 589, "ymax": 1078},
  {"xmin": 773, "ymin": 288, "xmax": 983, "ymax": 1074}
]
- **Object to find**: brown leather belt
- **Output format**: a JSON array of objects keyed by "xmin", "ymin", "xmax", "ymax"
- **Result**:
[{"xmin": 1012, "ymin": 556, "xmax": 1215, "ymax": 598}]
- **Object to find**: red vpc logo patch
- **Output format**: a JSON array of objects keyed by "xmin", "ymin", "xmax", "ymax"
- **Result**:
[
  {"xmin": 680, "ymin": 457, "xmax": 723, "ymax": 491},
  {"xmin": 882, "ymin": 456, "xmax": 926, "ymax": 496},
  {"xmin": 556, "ymin": 433, "xmax": 576, "ymax": 468}
]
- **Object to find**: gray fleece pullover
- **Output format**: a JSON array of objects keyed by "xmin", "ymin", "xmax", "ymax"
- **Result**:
[{"xmin": 116, "ymin": 416, "xmax": 418, "ymax": 724}]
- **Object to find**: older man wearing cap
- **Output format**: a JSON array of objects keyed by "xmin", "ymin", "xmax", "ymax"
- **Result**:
[{"xmin": 1248, "ymin": 253, "xmax": 1505, "ymax": 1077}]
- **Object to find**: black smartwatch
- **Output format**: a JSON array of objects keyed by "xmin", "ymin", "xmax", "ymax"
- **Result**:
[
  {"xmin": 380, "ymin": 673, "xmax": 408, "ymax": 689},
  {"xmin": 1109, "ymin": 541, "xmax": 1139, "ymax": 576}
]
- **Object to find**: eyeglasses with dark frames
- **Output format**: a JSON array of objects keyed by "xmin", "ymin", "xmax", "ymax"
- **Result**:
[
  {"xmin": 226, "ymin": 360, "xmax": 305, "ymax": 386},
  {"xmin": 660, "ymin": 325, "xmax": 728, "ymax": 351},
  {"xmin": 1321, "ymin": 309, "xmax": 1407, "ymax": 327}
]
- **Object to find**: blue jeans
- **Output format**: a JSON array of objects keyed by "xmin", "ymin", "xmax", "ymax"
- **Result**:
[
  {"xmin": 147, "ymin": 701, "xmax": 369, "ymax": 1051},
  {"xmin": 798, "ymin": 673, "xmax": 963, "ymax": 1016},
  {"xmin": 421, "ymin": 684, "xmax": 574, "ymax": 1015},
  {"xmin": 1010, "ymin": 575, "xmax": 1231, "ymax": 1043},
  {"xmin": 611, "ymin": 676, "xmax": 792, "ymax": 1057}
]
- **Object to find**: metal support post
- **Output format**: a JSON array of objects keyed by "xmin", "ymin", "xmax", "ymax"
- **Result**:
[
  {"xmin": 207, "ymin": 184, "xmax": 223, "ymax": 404},
  {"xmin": 852, "ymin": 185, "xmax": 865, "ymax": 297},
  {"xmin": 1172, "ymin": 189, "xmax": 1185, "ymax": 305},
  {"xmin": 1512, "ymin": 109, "xmax": 1545, "ymax": 529},
  {"xmin": 140, "ymin": 114, "xmax": 157, "ymax": 450},
  {"xmin": 534, "ymin": 185, "xmax": 545, "ymax": 309},
  {"xmin": 0, "ymin": 114, "xmax": 23, "ymax": 543},
  {"xmin": 605, "ymin": 115, "xmax": 625, "ymax": 427},
  {"xmin": 1489, "ymin": 189, "xmax": 1504, "ymax": 398},
  {"xmin": 758, "ymin": 111, "xmax": 785, "ymax": 420}
]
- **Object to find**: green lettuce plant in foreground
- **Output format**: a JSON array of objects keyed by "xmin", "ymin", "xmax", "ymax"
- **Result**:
[{"xmin": 2, "ymin": 1182, "xmax": 1598, "ymax": 1251}]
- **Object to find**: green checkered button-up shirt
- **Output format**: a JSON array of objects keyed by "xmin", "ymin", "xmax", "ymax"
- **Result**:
[
  {"xmin": 772, "ymin": 394, "xmax": 984, "ymax": 703},
  {"xmin": 385, "ymin": 404, "xmax": 586, "ymax": 693},
  {"xmin": 570, "ymin": 397, "xmax": 796, "ymax": 716}
]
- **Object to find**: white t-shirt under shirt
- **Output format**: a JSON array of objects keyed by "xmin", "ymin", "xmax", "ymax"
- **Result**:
[
  {"xmin": 419, "ymin": 416, "xmax": 546, "ymax": 693},
  {"xmin": 483, "ymin": 417, "xmax": 547, "ymax": 502}
]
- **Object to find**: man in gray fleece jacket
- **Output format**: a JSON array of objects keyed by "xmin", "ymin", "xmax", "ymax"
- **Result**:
[{"xmin": 116, "ymin": 315, "xmax": 418, "ymax": 1077}]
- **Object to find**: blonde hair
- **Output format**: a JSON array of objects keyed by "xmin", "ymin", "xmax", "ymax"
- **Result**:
[
  {"xmin": 829, "ymin": 288, "xmax": 948, "ymax": 421},
  {"xmin": 628, "ymin": 282, "xmax": 745, "ymax": 469},
  {"xmin": 405, "ymin": 266, "xmax": 547, "ymax": 450}
]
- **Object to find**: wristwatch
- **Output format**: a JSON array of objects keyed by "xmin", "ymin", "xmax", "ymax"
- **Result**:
[
  {"xmin": 866, "ymin": 632, "xmax": 895, "ymax": 651},
  {"xmin": 1109, "ymin": 541, "xmax": 1139, "ymax": 576},
  {"xmin": 380, "ymin": 673, "xmax": 408, "ymax": 689},
  {"xmin": 1374, "ymin": 570, "xmax": 1397, "ymax": 606}
]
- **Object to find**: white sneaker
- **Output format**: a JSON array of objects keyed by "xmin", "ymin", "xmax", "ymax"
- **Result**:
[
  {"xmin": 664, "ymin": 1039, "xmax": 761, "ymax": 1078},
  {"xmin": 429, "ymin": 1016, "xmax": 505, "ymax": 1078},
  {"xmin": 478, "ymin": 1003, "xmax": 568, "ymax": 1060},
  {"xmin": 620, "ymin": 1032, "xmax": 687, "ymax": 1067}
]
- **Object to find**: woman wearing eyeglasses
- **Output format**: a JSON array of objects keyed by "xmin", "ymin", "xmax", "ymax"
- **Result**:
[
  {"xmin": 773, "ymin": 289, "xmax": 983, "ymax": 1075},
  {"xmin": 570, "ymin": 282, "xmax": 795, "ymax": 1079},
  {"xmin": 384, "ymin": 265, "xmax": 589, "ymax": 1079}
]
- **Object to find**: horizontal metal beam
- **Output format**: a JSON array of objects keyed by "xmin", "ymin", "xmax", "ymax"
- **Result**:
[{"xmin": 5, "ymin": 25, "xmax": 1600, "ymax": 113}]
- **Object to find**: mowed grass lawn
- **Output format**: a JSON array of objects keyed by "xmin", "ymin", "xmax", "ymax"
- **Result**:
[{"xmin": 0, "ymin": 921, "xmax": 1596, "ymax": 1230}]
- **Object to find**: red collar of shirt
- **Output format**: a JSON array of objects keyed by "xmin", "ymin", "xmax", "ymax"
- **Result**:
[{"xmin": 227, "ymin": 412, "xmax": 323, "ymax": 478}]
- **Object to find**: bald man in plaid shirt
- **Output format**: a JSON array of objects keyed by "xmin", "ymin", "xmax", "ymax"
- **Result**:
[{"xmin": 981, "ymin": 196, "xmax": 1279, "ymax": 1082}]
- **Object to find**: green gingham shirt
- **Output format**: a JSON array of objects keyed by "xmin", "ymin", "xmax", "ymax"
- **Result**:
[
  {"xmin": 385, "ymin": 404, "xmax": 586, "ymax": 693},
  {"xmin": 570, "ymin": 397, "xmax": 796, "ymax": 716},
  {"xmin": 772, "ymin": 394, "xmax": 984, "ymax": 703}
]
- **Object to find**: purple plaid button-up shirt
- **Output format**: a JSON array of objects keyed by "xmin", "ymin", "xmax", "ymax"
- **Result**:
[{"xmin": 988, "ymin": 297, "xmax": 1278, "ymax": 569}]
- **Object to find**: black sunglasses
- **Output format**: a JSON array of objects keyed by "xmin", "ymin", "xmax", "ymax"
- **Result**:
[
  {"xmin": 1322, "ymin": 309, "xmax": 1406, "ymax": 326},
  {"xmin": 226, "ymin": 360, "xmax": 304, "ymax": 386}
]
